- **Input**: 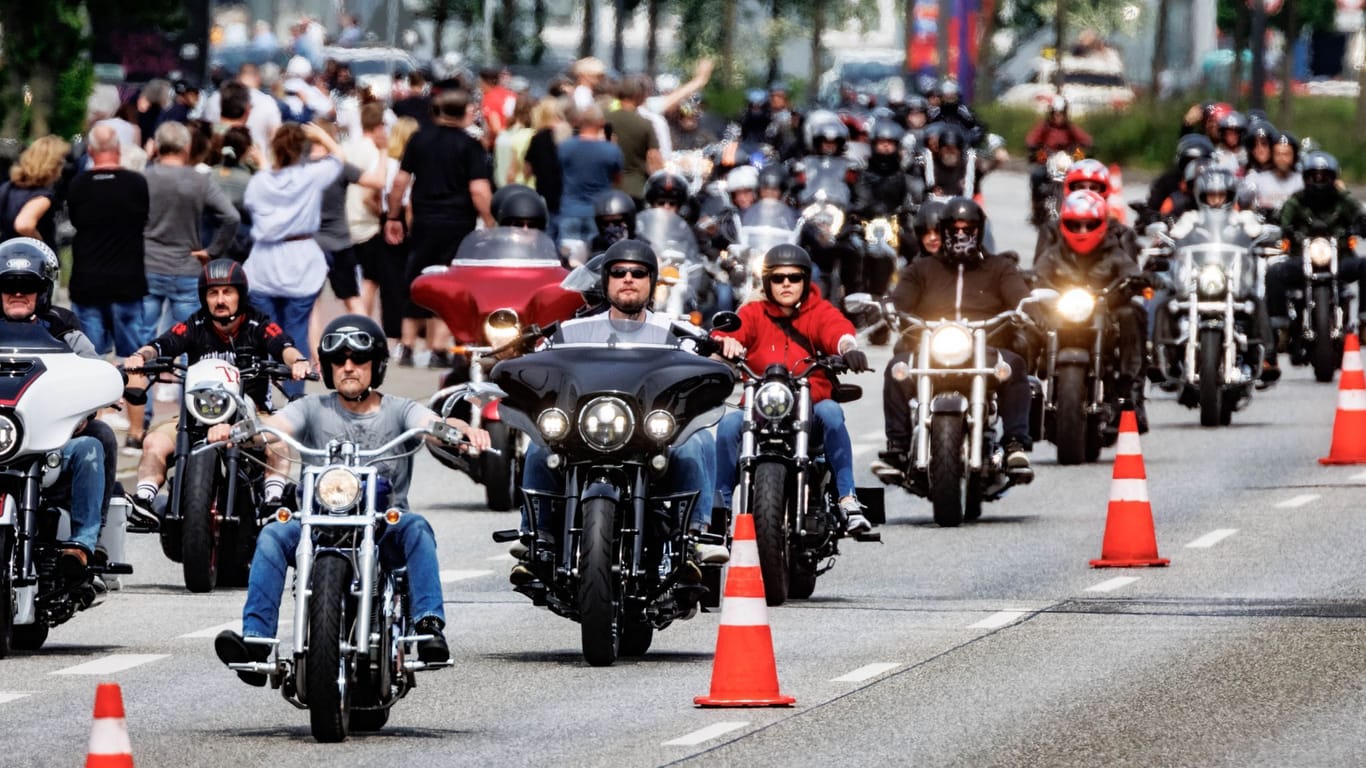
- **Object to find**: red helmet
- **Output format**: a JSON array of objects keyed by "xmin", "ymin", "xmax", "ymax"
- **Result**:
[
  {"xmin": 1064, "ymin": 159, "xmax": 1111, "ymax": 196},
  {"xmin": 1059, "ymin": 190, "xmax": 1109, "ymax": 255}
]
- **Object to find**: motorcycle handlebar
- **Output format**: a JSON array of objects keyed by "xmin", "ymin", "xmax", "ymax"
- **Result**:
[{"xmin": 730, "ymin": 354, "xmax": 849, "ymax": 382}]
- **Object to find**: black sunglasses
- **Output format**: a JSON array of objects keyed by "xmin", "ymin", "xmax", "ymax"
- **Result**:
[
  {"xmin": 1063, "ymin": 220, "xmax": 1102, "ymax": 233},
  {"xmin": 768, "ymin": 272, "xmax": 806, "ymax": 285},
  {"xmin": 608, "ymin": 267, "xmax": 650, "ymax": 280}
]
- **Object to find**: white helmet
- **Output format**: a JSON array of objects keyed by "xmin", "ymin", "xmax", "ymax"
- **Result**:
[{"xmin": 726, "ymin": 165, "xmax": 759, "ymax": 192}]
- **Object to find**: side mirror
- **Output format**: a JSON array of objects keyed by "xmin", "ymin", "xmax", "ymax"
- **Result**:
[
  {"xmin": 843, "ymin": 292, "xmax": 876, "ymax": 313},
  {"xmin": 711, "ymin": 311, "xmax": 742, "ymax": 333}
]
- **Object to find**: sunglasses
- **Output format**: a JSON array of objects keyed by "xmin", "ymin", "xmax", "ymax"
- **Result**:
[
  {"xmin": 320, "ymin": 330, "xmax": 376, "ymax": 354},
  {"xmin": 1063, "ymin": 220, "xmax": 1102, "ymax": 233},
  {"xmin": 0, "ymin": 280, "xmax": 42, "ymax": 296},
  {"xmin": 768, "ymin": 273, "xmax": 806, "ymax": 285},
  {"xmin": 608, "ymin": 267, "xmax": 650, "ymax": 280}
]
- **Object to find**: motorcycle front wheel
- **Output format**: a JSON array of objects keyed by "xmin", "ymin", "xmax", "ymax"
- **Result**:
[
  {"xmin": 1198, "ymin": 328, "xmax": 1224, "ymax": 427},
  {"xmin": 1053, "ymin": 366, "xmax": 1089, "ymax": 465},
  {"xmin": 750, "ymin": 462, "xmax": 791, "ymax": 607},
  {"xmin": 179, "ymin": 450, "xmax": 220, "ymax": 593},
  {"xmin": 578, "ymin": 498, "xmax": 622, "ymax": 667},
  {"xmin": 1312, "ymin": 285, "xmax": 1339, "ymax": 383},
  {"xmin": 929, "ymin": 414, "xmax": 967, "ymax": 527},
  {"xmin": 307, "ymin": 555, "xmax": 353, "ymax": 743},
  {"xmin": 481, "ymin": 422, "xmax": 518, "ymax": 512}
]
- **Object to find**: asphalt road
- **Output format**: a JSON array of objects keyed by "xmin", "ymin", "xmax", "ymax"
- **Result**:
[{"xmin": 6, "ymin": 172, "xmax": 1366, "ymax": 767}]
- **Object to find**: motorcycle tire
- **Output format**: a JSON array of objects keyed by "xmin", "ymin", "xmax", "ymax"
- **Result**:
[
  {"xmin": 0, "ymin": 528, "xmax": 12, "ymax": 658},
  {"xmin": 578, "ymin": 497, "xmax": 622, "ymax": 667},
  {"xmin": 929, "ymin": 414, "xmax": 967, "ymax": 527},
  {"xmin": 214, "ymin": 494, "xmax": 251, "ymax": 588},
  {"xmin": 1198, "ymin": 328, "xmax": 1224, "ymax": 428},
  {"xmin": 620, "ymin": 616, "xmax": 653, "ymax": 656},
  {"xmin": 1053, "ymin": 366, "xmax": 1089, "ymax": 465},
  {"xmin": 1312, "ymin": 285, "xmax": 1338, "ymax": 383},
  {"xmin": 307, "ymin": 554, "xmax": 353, "ymax": 743},
  {"xmin": 179, "ymin": 451, "xmax": 221, "ymax": 593},
  {"xmin": 481, "ymin": 422, "xmax": 518, "ymax": 512},
  {"xmin": 750, "ymin": 462, "xmax": 791, "ymax": 607}
]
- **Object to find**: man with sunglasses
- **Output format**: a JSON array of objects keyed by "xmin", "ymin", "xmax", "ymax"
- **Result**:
[
  {"xmin": 511, "ymin": 240, "xmax": 729, "ymax": 585},
  {"xmin": 1035, "ymin": 190, "xmax": 1150, "ymax": 430},
  {"xmin": 711, "ymin": 244, "xmax": 876, "ymax": 535},
  {"xmin": 209, "ymin": 315, "xmax": 491, "ymax": 682},
  {"xmin": 124, "ymin": 259, "xmax": 313, "ymax": 523}
]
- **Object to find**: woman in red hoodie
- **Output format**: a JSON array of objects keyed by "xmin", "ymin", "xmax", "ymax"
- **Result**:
[{"xmin": 713, "ymin": 244, "xmax": 874, "ymax": 534}]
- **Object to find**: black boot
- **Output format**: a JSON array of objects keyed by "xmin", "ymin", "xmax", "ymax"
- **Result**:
[
  {"xmin": 415, "ymin": 617, "xmax": 450, "ymax": 664},
  {"xmin": 214, "ymin": 630, "xmax": 271, "ymax": 687}
]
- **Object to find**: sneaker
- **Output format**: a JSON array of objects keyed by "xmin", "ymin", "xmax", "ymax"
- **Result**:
[
  {"xmin": 127, "ymin": 493, "xmax": 159, "ymax": 532},
  {"xmin": 396, "ymin": 345, "xmax": 415, "ymax": 367},
  {"xmin": 214, "ymin": 630, "xmax": 271, "ymax": 687},
  {"xmin": 509, "ymin": 563, "xmax": 536, "ymax": 586},
  {"xmin": 1003, "ymin": 439, "xmax": 1032, "ymax": 471},
  {"xmin": 428, "ymin": 349, "xmax": 452, "ymax": 369},
  {"xmin": 414, "ymin": 617, "xmax": 450, "ymax": 664},
  {"xmin": 1257, "ymin": 361, "xmax": 1281, "ymax": 389},
  {"xmin": 693, "ymin": 541, "xmax": 730, "ymax": 565},
  {"xmin": 121, "ymin": 434, "xmax": 144, "ymax": 457},
  {"xmin": 839, "ymin": 497, "xmax": 872, "ymax": 535},
  {"xmin": 58, "ymin": 546, "xmax": 89, "ymax": 579}
]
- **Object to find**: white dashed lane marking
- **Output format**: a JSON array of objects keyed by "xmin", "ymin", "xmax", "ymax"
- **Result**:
[
  {"xmin": 177, "ymin": 621, "xmax": 239, "ymax": 639},
  {"xmin": 51, "ymin": 654, "xmax": 168, "ymax": 676},
  {"xmin": 1085, "ymin": 576, "xmax": 1140, "ymax": 593},
  {"xmin": 831, "ymin": 662, "xmax": 901, "ymax": 682},
  {"xmin": 968, "ymin": 610, "xmax": 1029, "ymax": 630},
  {"xmin": 1275, "ymin": 494, "xmax": 1320, "ymax": 509},
  {"xmin": 0, "ymin": 693, "xmax": 32, "ymax": 705},
  {"xmin": 1185, "ymin": 529, "xmax": 1238, "ymax": 549},
  {"xmin": 663, "ymin": 721, "xmax": 750, "ymax": 746},
  {"xmin": 440, "ymin": 569, "xmax": 494, "ymax": 583}
]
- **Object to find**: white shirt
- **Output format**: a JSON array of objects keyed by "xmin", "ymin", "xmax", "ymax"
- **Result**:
[
  {"xmin": 639, "ymin": 105, "xmax": 672, "ymax": 157},
  {"xmin": 343, "ymin": 137, "xmax": 383, "ymax": 243},
  {"xmin": 1245, "ymin": 169, "xmax": 1304, "ymax": 213}
]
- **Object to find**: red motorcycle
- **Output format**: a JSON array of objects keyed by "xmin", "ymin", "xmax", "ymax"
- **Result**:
[{"xmin": 410, "ymin": 227, "xmax": 582, "ymax": 510}]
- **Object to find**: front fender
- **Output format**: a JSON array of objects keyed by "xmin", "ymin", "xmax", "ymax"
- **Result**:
[
  {"xmin": 1055, "ymin": 348, "xmax": 1092, "ymax": 366},
  {"xmin": 580, "ymin": 481, "xmax": 621, "ymax": 504},
  {"xmin": 929, "ymin": 392, "xmax": 969, "ymax": 414}
]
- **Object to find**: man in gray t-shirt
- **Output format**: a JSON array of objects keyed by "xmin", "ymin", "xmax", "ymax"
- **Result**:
[{"xmin": 211, "ymin": 315, "xmax": 489, "ymax": 684}]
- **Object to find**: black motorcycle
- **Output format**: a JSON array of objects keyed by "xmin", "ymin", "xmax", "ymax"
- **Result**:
[
  {"xmin": 491, "ymin": 318, "xmax": 737, "ymax": 666},
  {"xmin": 1285, "ymin": 224, "xmax": 1354, "ymax": 382},
  {"xmin": 731, "ymin": 356, "xmax": 881, "ymax": 607}
]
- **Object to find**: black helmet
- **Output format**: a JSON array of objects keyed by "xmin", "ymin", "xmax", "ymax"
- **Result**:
[
  {"xmin": 1245, "ymin": 119, "xmax": 1278, "ymax": 147},
  {"xmin": 804, "ymin": 110, "xmax": 848, "ymax": 154},
  {"xmin": 317, "ymin": 314, "xmax": 388, "ymax": 391},
  {"xmin": 197, "ymin": 258, "xmax": 249, "ymax": 324},
  {"xmin": 870, "ymin": 118, "xmax": 905, "ymax": 146},
  {"xmin": 913, "ymin": 199, "xmax": 948, "ymax": 238},
  {"xmin": 491, "ymin": 183, "xmax": 535, "ymax": 221},
  {"xmin": 1194, "ymin": 166, "xmax": 1236, "ymax": 210},
  {"xmin": 1302, "ymin": 150, "xmax": 1339, "ymax": 190},
  {"xmin": 1271, "ymin": 130, "xmax": 1299, "ymax": 164},
  {"xmin": 593, "ymin": 189, "xmax": 637, "ymax": 243},
  {"xmin": 938, "ymin": 197, "xmax": 985, "ymax": 263},
  {"xmin": 757, "ymin": 164, "xmax": 787, "ymax": 193},
  {"xmin": 1175, "ymin": 134, "xmax": 1214, "ymax": 167},
  {"xmin": 496, "ymin": 187, "xmax": 549, "ymax": 230},
  {"xmin": 937, "ymin": 124, "xmax": 965, "ymax": 150},
  {"xmin": 0, "ymin": 237, "xmax": 58, "ymax": 315},
  {"xmin": 599, "ymin": 239, "xmax": 659, "ymax": 305},
  {"xmin": 1217, "ymin": 110, "xmax": 1248, "ymax": 134},
  {"xmin": 761, "ymin": 244, "xmax": 813, "ymax": 303},
  {"xmin": 906, "ymin": 94, "xmax": 929, "ymax": 114},
  {"xmin": 643, "ymin": 171, "xmax": 689, "ymax": 208}
]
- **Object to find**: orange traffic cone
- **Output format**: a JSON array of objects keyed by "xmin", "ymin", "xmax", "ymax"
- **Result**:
[
  {"xmin": 86, "ymin": 683, "xmax": 133, "ymax": 768},
  {"xmin": 1320, "ymin": 334, "xmax": 1366, "ymax": 465},
  {"xmin": 1090, "ymin": 411, "xmax": 1170, "ymax": 568},
  {"xmin": 695, "ymin": 513, "xmax": 796, "ymax": 707}
]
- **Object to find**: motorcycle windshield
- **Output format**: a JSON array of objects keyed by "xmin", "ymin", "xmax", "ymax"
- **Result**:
[
  {"xmin": 798, "ymin": 160, "xmax": 852, "ymax": 206},
  {"xmin": 739, "ymin": 201, "xmax": 799, "ymax": 252},
  {"xmin": 0, "ymin": 322, "xmax": 70, "ymax": 353},
  {"xmin": 637, "ymin": 208, "xmax": 700, "ymax": 264},
  {"xmin": 1175, "ymin": 210, "xmax": 1258, "ymax": 299},
  {"xmin": 452, "ymin": 227, "xmax": 560, "ymax": 264},
  {"xmin": 560, "ymin": 251, "xmax": 606, "ymax": 294}
]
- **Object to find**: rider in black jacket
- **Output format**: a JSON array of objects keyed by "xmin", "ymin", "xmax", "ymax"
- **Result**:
[{"xmin": 854, "ymin": 118, "xmax": 916, "ymax": 295}]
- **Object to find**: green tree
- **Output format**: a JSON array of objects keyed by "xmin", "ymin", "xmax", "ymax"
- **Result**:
[{"xmin": 785, "ymin": 0, "xmax": 880, "ymax": 102}]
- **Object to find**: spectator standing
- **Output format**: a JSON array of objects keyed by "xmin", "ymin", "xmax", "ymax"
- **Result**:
[
  {"xmin": 158, "ymin": 81, "xmax": 201, "ymax": 128},
  {"xmin": 556, "ymin": 104, "xmax": 621, "ymax": 247},
  {"xmin": 203, "ymin": 64, "xmax": 283, "ymax": 169},
  {"xmin": 495, "ymin": 94, "xmax": 536, "ymax": 188},
  {"xmin": 280, "ymin": 56, "xmax": 336, "ymax": 123},
  {"xmin": 371, "ymin": 116, "xmax": 420, "ymax": 346},
  {"xmin": 523, "ymin": 98, "xmax": 566, "ymax": 239},
  {"xmin": 606, "ymin": 77, "xmax": 663, "ymax": 204},
  {"xmin": 384, "ymin": 90, "xmax": 493, "ymax": 368},
  {"xmin": 479, "ymin": 66, "xmax": 517, "ymax": 149},
  {"xmin": 571, "ymin": 57, "xmax": 607, "ymax": 111},
  {"xmin": 0, "ymin": 135, "xmax": 70, "ymax": 248},
  {"xmin": 207, "ymin": 127, "xmax": 258, "ymax": 261},
  {"xmin": 393, "ymin": 71, "xmax": 433, "ymax": 128}
]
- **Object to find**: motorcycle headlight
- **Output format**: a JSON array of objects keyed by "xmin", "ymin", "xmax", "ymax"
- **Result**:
[
  {"xmin": 1197, "ymin": 264, "xmax": 1228, "ymax": 298},
  {"xmin": 483, "ymin": 308, "xmax": 521, "ymax": 349},
  {"xmin": 577, "ymin": 396, "xmax": 634, "ymax": 452},
  {"xmin": 643, "ymin": 409, "xmax": 676, "ymax": 441},
  {"xmin": 186, "ymin": 387, "xmax": 237, "ymax": 425},
  {"xmin": 1307, "ymin": 237, "xmax": 1335, "ymax": 268},
  {"xmin": 930, "ymin": 324, "xmax": 974, "ymax": 366},
  {"xmin": 754, "ymin": 381, "xmax": 794, "ymax": 420},
  {"xmin": 536, "ymin": 408, "xmax": 570, "ymax": 441},
  {"xmin": 316, "ymin": 467, "xmax": 362, "ymax": 512},
  {"xmin": 1056, "ymin": 288, "xmax": 1097, "ymax": 323},
  {"xmin": 0, "ymin": 414, "xmax": 19, "ymax": 461}
]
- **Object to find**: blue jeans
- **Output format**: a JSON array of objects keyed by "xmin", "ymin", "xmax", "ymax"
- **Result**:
[
  {"xmin": 72, "ymin": 300, "xmax": 146, "ymax": 357},
  {"xmin": 521, "ymin": 431, "xmax": 717, "ymax": 532},
  {"xmin": 242, "ymin": 514, "xmax": 445, "ymax": 639},
  {"xmin": 247, "ymin": 293, "xmax": 317, "ymax": 399},
  {"xmin": 142, "ymin": 273, "xmax": 200, "ymax": 337},
  {"xmin": 61, "ymin": 436, "xmax": 105, "ymax": 553},
  {"xmin": 715, "ymin": 399, "xmax": 856, "ymax": 507},
  {"xmin": 556, "ymin": 215, "xmax": 596, "ymax": 249}
]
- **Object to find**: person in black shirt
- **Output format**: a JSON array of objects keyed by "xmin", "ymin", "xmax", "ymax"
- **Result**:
[
  {"xmin": 523, "ymin": 97, "xmax": 565, "ymax": 239},
  {"xmin": 384, "ymin": 89, "xmax": 494, "ymax": 368}
]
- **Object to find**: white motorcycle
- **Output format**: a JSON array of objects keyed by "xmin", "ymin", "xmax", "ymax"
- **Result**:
[{"xmin": 0, "ymin": 323, "xmax": 129, "ymax": 655}]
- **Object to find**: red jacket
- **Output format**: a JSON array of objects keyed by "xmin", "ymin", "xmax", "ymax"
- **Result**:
[{"xmin": 714, "ymin": 287, "xmax": 856, "ymax": 403}]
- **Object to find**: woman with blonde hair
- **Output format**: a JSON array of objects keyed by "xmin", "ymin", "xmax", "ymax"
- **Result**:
[
  {"xmin": 495, "ymin": 93, "xmax": 537, "ymax": 187},
  {"xmin": 522, "ymin": 97, "xmax": 565, "ymax": 239},
  {"xmin": 1, "ymin": 135, "xmax": 71, "ymax": 248},
  {"xmin": 366, "ymin": 116, "xmax": 419, "ymax": 347}
]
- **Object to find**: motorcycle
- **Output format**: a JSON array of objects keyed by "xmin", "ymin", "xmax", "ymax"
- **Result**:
[
  {"xmin": 410, "ymin": 227, "xmax": 582, "ymax": 511},
  {"xmin": 850, "ymin": 291, "xmax": 1048, "ymax": 527},
  {"xmin": 731, "ymin": 355, "xmax": 881, "ymax": 607},
  {"xmin": 134, "ymin": 356, "xmax": 312, "ymax": 592},
  {"xmin": 1285, "ymin": 226, "xmax": 1355, "ymax": 382},
  {"xmin": 861, "ymin": 215, "xmax": 901, "ymax": 298},
  {"xmin": 724, "ymin": 199, "xmax": 801, "ymax": 305},
  {"xmin": 637, "ymin": 207, "xmax": 714, "ymax": 322},
  {"xmin": 217, "ymin": 417, "xmax": 470, "ymax": 742},
  {"xmin": 489, "ymin": 318, "xmax": 737, "ymax": 667},
  {"xmin": 1029, "ymin": 148, "xmax": 1081, "ymax": 227},
  {"xmin": 1039, "ymin": 277, "xmax": 1149, "ymax": 465},
  {"xmin": 795, "ymin": 156, "xmax": 856, "ymax": 301},
  {"xmin": 0, "ymin": 323, "xmax": 131, "ymax": 655},
  {"xmin": 1148, "ymin": 214, "xmax": 1278, "ymax": 426}
]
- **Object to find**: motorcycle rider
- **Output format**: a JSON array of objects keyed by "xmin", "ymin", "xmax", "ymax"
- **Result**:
[
  {"xmin": 0, "ymin": 238, "xmax": 119, "ymax": 577},
  {"xmin": 791, "ymin": 111, "xmax": 863, "ymax": 295},
  {"xmin": 588, "ymin": 190, "xmax": 639, "ymax": 256},
  {"xmin": 1268, "ymin": 151, "xmax": 1366, "ymax": 367},
  {"xmin": 511, "ymin": 240, "xmax": 730, "ymax": 586},
  {"xmin": 1143, "ymin": 135, "xmax": 1215, "ymax": 226},
  {"xmin": 755, "ymin": 165, "xmax": 792, "ymax": 206},
  {"xmin": 1243, "ymin": 119, "xmax": 1277, "ymax": 176},
  {"xmin": 711, "ymin": 243, "xmax": 875, "ymax": 534},
  {"xmin": 1212, "ymin": 111, "xmax": 1248, "ymax": 175},
  {"xmin": 124, "ymin": 259, "xmax": 313, "ymax": 522},
  {"xmin": 922, "ymin": 125, "xmax": 978, "ymax": 199},
  {"xmin": 1035, "ymin": 190, "xmax": 1150, "ymax": 431},
  {"xmin": 880, "ymin": 197, "xmax": 1034, "ymax": 475},
  {"xmin": 1025, "ymin": 96, "xmax": 1093, "ymax": 222},
  {"xmin": 927, "ymin": 78, "xmax": 984, "ymax": 146},
  {"xmin": 1246, "ymin": 131, "xmax": 1302, "ymax": 216},
  {"xmin": 210, "ymin": 314, "xmax": 490, "ymax": 682},
  {"xmin": 854, "ymin": 118, "xmax": 916, "ymax": 294},
  {"xmin": 1036, "ymin": 160, "xmax": 1139, "ymax": 262},
  {"xmin": 495, "ymin": 187, "xmax": 550, "ymax": 231}
]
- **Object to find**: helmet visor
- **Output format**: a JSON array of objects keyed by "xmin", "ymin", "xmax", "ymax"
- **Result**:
[{"xmin": 0, "ymin": 275, "xmax": 45, "ymax": 295}]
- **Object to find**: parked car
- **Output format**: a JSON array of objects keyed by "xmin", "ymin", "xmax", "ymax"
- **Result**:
[{"xmin": 998, "ymin": 53, "xmax": 1136, "ymax": 116}]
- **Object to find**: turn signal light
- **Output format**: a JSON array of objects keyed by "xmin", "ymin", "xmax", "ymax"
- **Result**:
[
  {"xmin": 274, "ymin": 507, "xmax": 292, "ymax": 524},
  {"xmin": 1352, "ymin": 236, "xmax": 1359, "ymax": 250},
  {"xmin": 690, "ymin": 311, "xmax": 703, "ymax": 326},
  {"xmin": 384, "ymin": 508, "xmax": 403, "ymax": 524},
  {"xmin": 1142, "ymin": 287, "xmax": 1154, "ymax": 300},
  {"xmin": 1280, "ymin": 239, "xmax": 1290, "ymax": 251}
]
